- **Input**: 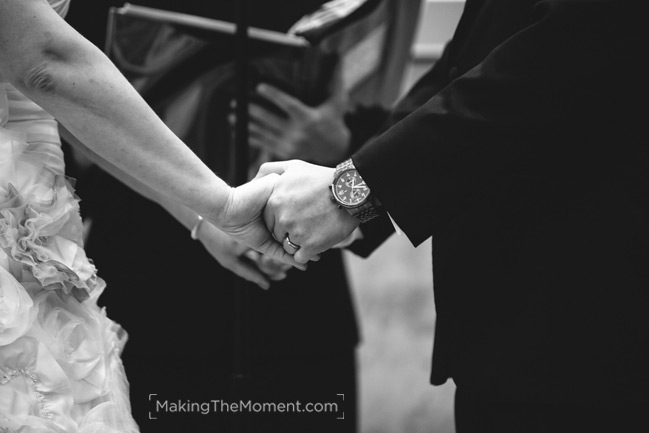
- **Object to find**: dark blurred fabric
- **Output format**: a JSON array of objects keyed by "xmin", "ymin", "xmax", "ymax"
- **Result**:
[
  {"xmin": 349, "ymin": 0, "xmax": 649, "ymax": 429},
  {"xmin": 65, "ymin": 1, "xmax": 359, "ymax": 431}
]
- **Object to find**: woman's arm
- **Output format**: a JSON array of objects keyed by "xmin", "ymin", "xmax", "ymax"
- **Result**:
[
  {"xmin": 61, "ymin": 127, "xmax": 276, "ymax": 289},
  {"xmin": 0, "ymin": 0, "xmax": 226, "ymax": 219},
  {"xmin": 0, "ymin": 0, "xmax": 303, "ymax": 265}
]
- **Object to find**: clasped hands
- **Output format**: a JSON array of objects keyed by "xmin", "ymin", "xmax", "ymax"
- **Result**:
[
  {"xmin": 203, "ymin": 80, "xmax": 358, "ymax": 288},
  {"xmin": 204, "ymin": 160, "xmax": 360, "ymax": 289}
]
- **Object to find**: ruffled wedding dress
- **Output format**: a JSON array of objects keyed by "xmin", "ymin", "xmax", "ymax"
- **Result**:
[{"xmin": 0, "ymin": 1, "xmax": 139, "ymax": 431}]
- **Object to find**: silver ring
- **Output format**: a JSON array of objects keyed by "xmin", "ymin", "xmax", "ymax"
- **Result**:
[{"xmin": 284, "ymin": 233, "xmax": 301, "ymax": 252}]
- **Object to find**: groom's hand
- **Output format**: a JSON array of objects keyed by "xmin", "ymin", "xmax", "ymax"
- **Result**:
[
  {"xmin": 256, "ymin": 160, "xmax": 360, "ymax": 264},
  {"xmin": 217, "ymin": 174, "xmax": 306, "ymax": 270}
]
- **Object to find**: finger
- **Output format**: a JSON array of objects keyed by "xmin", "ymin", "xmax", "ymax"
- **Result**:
[
  {"xmin": 249, "ymin": 103, "xmax": 285, "ymax": 135},
  {"xmin": 249, "ymin": 122, "xmax": 281, "ymax": 148},
  {"xmin": 268, "ymin": 271, "xmax": 288, "ymax": 281},
  {"xmin": 226, "ymin": 174, "xmax": 307, "ymax": 271},
  {"xmin": 293, "ymin": 247, "xmax": 322, "ymax": 265},
  {"xmin": 228, "ymin": 258, "xmax": 272, "ymax": 290},
  {"xmin": 258, "ymin": 238, "xmax": 308, "ymax": 271},
  {"xmin": 272, "ymin": 225, "xmax": 286, "ymax": 250},
  {"xmin": 257, "ymin": 223, "xmax": 306, "ymax": 271},
  {"xmin": 254, "ymin": 160, "xmax": 292, "ymax": 180},
  {"xmin": 271, "ymin": 224, "xmax": 322, "ymax": 264},
  {"xmin": 249, "ymin": 121, "xmax": 276, "ymax": 140},
  {"xmin": 231, "ymin": 102, "xmax": 285, "ymax": 136},
  {"xmin": 243, "ymin": 250, "xmax": 261, "ymax": 263},
  {"xmin": 282, "ymin": 233, "xmax": 301, "ymax": 256},
  {"xmin": 257, "ymin": 84, "xmax": 308, "ymax": 119},
  {"xmin": 230, "ymin": 241, "xmax": 252, "ymax": 257},
  {"xmin": 287, "ymin": 232, "xmax": 324, "ymax": 264},
  {"xmin": 257, "ymin": 257, "xmax": 293, "ymax": 274},
  {"xmin": 270, "ymin": 223, "xmax": 287, "ymax": 254},
  {"xmin": 249, "ymin": 135, "xmax": 276, "ymax": 154},
  {"xmin": 263, "ymin": 204, "xmax": 280, "ymax": 243}
]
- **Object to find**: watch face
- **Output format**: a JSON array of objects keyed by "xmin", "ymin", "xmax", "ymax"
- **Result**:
[{"xmin": 333, "ymin": 169, "xmax": 371, "ymax": 207}]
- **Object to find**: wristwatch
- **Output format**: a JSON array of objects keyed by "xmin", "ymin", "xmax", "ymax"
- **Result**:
[{"xmin": 330, "ymin": 158, "xmax": 382, "ymax": 223}]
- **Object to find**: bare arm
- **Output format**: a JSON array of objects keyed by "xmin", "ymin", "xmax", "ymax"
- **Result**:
[
  {"xmin": 60, "ymin": 126, "xmax": 276, "ymax": 289},
  {"xmin": 0, "ymin": 0, "xmax": 226, "ymax": 220},
  {"xmin": 0, "ymin": 0, "xmax": 300, "ymax": 266}
]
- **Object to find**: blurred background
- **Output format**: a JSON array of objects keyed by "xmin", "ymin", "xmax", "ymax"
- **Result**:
[
  {"xmin": 68, "ymin": 1, "xmax": 466, "ymax": 431},
  {"xmin": 344, "ymin": 1, "xmax": 463, "ymax": 432}
]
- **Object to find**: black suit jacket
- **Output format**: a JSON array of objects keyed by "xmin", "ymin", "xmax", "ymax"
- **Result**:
[{"xmin": 354, "ymin": 0, "xmax": 648, "ymax": 406}]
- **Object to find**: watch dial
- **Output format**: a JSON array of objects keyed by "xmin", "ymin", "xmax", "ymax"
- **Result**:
[{"xmin": 334, "ymin": 170, "xmax": 370, "ymax": 207}]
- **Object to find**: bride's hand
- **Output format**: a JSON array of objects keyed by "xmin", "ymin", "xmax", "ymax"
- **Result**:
[
  {"xmin": 197, "ymin": 223, "xmax": 277, "ymax": 290},
  {"xmin": 243, "ymin": 251, "xmax": 292, "ymax": 282},
  {"xmin": 216, "ymin": 174, "xmax": 306, "ymax": 270}
]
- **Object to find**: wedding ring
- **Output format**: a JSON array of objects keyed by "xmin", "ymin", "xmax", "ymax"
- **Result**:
[{"xmin": 283, "ymin": 233, "xmax": 301, "ymax": 254}]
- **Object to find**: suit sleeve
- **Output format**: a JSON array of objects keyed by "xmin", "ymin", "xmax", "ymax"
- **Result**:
[
  {"xmin": 352, "ymin": 0, "xmax": 642, "ymax": 246},
  {"xmin": 342, "ymin": 40, "xmax": 459, "ymax": 256}
]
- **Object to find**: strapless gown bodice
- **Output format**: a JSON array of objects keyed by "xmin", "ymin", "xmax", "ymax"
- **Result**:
[
  {"xmin": 0, "ymin": 83, "xmax": 65, "ymax": 174},
  {"xmin": 0, "ymin": 0, "xmax": 70, "ymax": 174}
]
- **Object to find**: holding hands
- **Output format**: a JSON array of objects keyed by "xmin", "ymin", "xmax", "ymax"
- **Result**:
[
  {"xmin": 215, "ymin": 159, "xmax": 361, "ymax": 277},
  {"xmin": 254, "ymin": 160, "xmax": 360, "ymax": 264},
  {"xmin": 196, "ymin": 221, "xmax": 290, "ymax": 291},
  {"xmin": 216, "ymin": 78, "xmax": 358, "ymax": 281},
  {"xmin": 202, "ymin": 173, "xmax": 300, "ymax": 286}
]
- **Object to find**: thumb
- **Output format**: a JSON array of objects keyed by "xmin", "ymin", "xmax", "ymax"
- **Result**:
[
  {"xmin": 240, "ymin": 171, "xmax": 278, "ymax": 204},
  {"xmin": 253, "ymin": 160, "xmax": 292, "ymax": 180}
]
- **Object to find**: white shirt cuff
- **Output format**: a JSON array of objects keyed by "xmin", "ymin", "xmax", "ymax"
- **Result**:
[{"xmin": 388, "ymin": 212, "xmax": 404, "ymax": 236}]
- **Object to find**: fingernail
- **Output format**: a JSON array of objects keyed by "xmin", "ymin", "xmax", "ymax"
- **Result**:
[{"xmin": 270, "ymin": 273, "xmax": 287, "ymax": 281}]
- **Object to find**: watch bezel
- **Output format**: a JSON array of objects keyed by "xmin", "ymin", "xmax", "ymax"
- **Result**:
[{"xmin": 331, "ymin": 168, "xmax": 371, "ymax": 209}]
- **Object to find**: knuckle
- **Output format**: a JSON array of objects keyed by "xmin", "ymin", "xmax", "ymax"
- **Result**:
[
  {"xmin": 266, "ymin": 193, "xmax": 281, "ymax": 209},
  {"xmin": 259, "ymin": 162, "xmax": 272, "ymax": 172},
  {"xmin": 277, "ymin": 215, "xmax": 293, "ymax": 232},
  {"xmin": 265, "ymin": 172, "xmax": 280, "ymax": 182}
]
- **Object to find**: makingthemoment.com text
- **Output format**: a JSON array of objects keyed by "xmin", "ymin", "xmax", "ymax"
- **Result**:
[{"xmin": 153, "ymin": 398, "xmax": 341, "ymax": 416}]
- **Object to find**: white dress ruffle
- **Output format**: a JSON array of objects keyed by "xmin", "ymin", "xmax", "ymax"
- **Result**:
[{"xmin": 0, "ymin": 1, "xmax": 139, "ymax": 430}]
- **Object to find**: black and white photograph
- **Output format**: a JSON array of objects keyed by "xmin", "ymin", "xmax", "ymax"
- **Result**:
[{"xmin": 0, "ymin": 0, "xmax": 646, "ymax": 432}]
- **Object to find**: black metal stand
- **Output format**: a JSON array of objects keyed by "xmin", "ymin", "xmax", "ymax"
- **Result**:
[{"xmin": 232, "ymin": 1, "xmax": 252, "ymax": 433}]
